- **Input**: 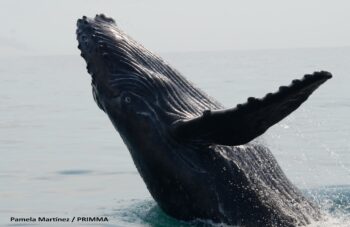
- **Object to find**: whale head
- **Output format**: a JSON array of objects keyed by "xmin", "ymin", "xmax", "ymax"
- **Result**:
[{"xmin": 76, "ymin": 15, "xmax": 207, "ymax": 160}]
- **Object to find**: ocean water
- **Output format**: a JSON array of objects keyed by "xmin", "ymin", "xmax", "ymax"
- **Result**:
[{"xmin": 0, "ymin": 47, "xmax": 349, "ymax": 226}]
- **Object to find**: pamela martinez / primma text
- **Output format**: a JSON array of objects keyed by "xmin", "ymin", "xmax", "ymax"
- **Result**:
[{"xmin": 10, "ymin": 216, "xmax": 109, "ymax": 223}]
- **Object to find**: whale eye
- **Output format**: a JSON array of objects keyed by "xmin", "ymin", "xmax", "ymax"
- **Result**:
[{"xmin": 124, "ymin": 96, "xmax": 131, "ymax": 104}]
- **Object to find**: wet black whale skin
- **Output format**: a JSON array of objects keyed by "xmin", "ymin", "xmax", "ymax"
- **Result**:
[{"xmin": 77, "ymin": 14, "xmax": 332, "ymax": 226}]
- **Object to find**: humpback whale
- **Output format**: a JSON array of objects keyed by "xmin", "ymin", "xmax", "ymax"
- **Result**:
[{"xmin": 76, "ymin": 14, "xmax": 332, "ymax": 226}]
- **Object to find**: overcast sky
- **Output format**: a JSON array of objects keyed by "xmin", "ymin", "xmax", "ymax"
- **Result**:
[{"xmin": 1, "ymin": 0, "xmax": 350, "ymax": 56}]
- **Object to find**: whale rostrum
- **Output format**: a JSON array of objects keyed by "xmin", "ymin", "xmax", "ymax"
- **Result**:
[{"xmin": 77, "ymin": 14, "xmax": 332, "ymax": 226}]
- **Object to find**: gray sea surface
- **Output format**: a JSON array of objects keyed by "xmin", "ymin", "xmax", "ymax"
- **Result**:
[{"xmin": 0, "ymin": 47, "xmax": 349, "ymax": 226}]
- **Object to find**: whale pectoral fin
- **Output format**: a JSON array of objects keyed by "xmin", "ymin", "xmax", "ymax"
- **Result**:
[{"xmin": 173, "ymin": 71, "xmax": 332, "ymax": 146}]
